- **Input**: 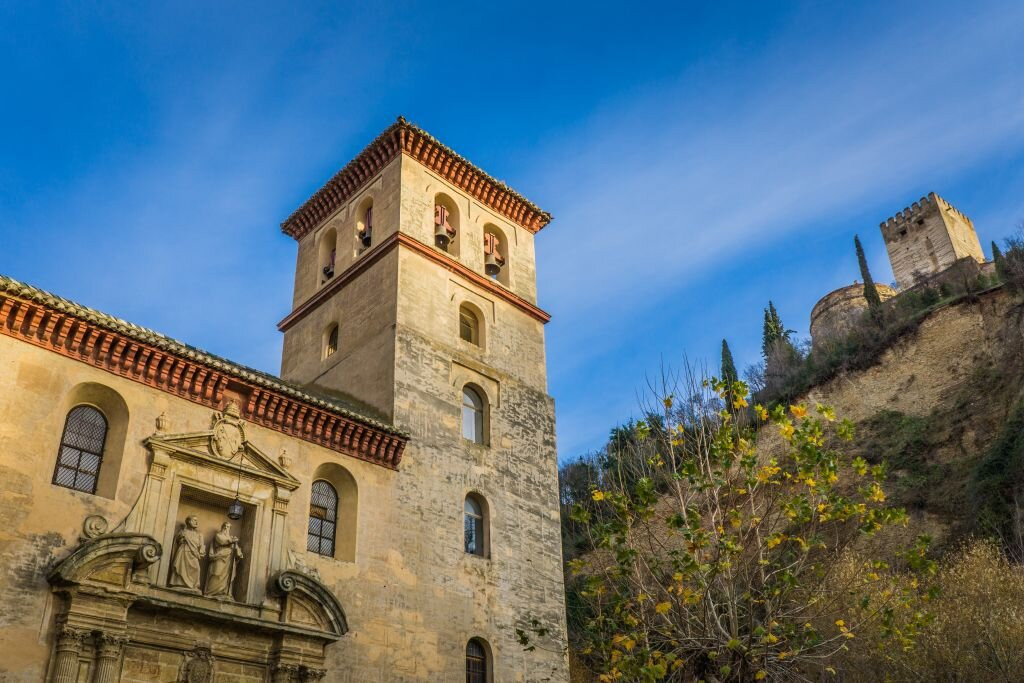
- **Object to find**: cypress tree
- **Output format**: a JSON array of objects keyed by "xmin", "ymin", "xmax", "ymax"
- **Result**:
[
  {"xmin": 855, "ymin": 235, "xmax": 882, "ymax": 309},
  {"xmin": 762, "ymin": 305, "xmax": 777, "ymax": 361},
  {"xmin": 762, "ymin": 301, "xmax": 788, "ymax": 361},
  {"xmin": 993, "ymin": 241, "xmax": 1008, "ymax": 282},
  {"xmin": 721, "ymin": 339, "xmax": 738, "ymax": 386},
  {"xmin": 722, "ymin": 339, "xmax": 739, "ymax": 409}
]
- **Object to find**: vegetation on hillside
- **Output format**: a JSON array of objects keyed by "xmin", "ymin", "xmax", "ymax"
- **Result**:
[{"xmin": 553, "ymin": 371, "xmax": 930, "ymax": 681}]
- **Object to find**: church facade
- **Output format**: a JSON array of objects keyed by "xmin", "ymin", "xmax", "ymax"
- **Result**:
[{"xmin": 0, "ymin": 118, "xmax": 568, "ymax": 682}]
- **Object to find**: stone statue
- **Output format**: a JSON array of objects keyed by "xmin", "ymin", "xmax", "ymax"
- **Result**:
[
  {"xmin": 168, "ymin": 515, "xmax": 206, "ymax": 592},
  {"xmin": 204, "ymin": 522, "xmax": 243, "ymax": 599}
]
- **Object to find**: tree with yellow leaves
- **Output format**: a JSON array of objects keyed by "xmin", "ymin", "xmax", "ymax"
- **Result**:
[{"xmin": 551, "ymin": 365, "xmax": 931, "ymax": 682}]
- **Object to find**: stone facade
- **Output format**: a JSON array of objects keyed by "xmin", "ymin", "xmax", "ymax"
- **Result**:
[
  {"xmin": 0, "ymin": 119, "xmax": 568, "ymax": 681},
  {"xmin": 880, "ymin": 192, "xmax": 985, "ymax": 290}
]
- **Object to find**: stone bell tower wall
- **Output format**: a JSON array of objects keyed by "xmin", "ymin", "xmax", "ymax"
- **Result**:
[{"xmin": 279, "ymin": 247, "xmax": 399, "ymax": 420}]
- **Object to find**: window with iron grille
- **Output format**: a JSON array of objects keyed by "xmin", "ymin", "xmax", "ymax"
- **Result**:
[
  {"xmin": 53, "ymin": 405, "xmax": 107, "ymax": 494},
  {"xmin": 307, "ymin": 479, "xmax": 338, "ymax": 557},
  {"xmin": 466, "ymin": 639, "xmax": 487, "ymax": 683}
]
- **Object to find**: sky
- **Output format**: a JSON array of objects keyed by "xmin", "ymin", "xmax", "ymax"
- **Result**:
[{"xmin": 2, "ymin": 1, "xmax": 1023, "ymax": 461}]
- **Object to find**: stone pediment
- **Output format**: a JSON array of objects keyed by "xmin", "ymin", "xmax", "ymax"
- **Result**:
[{"xmin": 144, "ymin": 403, "xmax": 299, "ymax": 490}]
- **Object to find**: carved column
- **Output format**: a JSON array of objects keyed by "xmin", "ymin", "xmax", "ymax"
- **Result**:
[
  {"xmin": 270, "ymin": 663, "xmax": 301, "ymax": 683},
  {"xmin": 51, "ymin": 626, "xmax": 89, "ymax": 683},
  {"xmin": 92, "ymin": 632, "xmax": 127, "ymax": 683},
  {"xmin": 300, "ymin": 666, "xmax": 327, "ymax": 681}
]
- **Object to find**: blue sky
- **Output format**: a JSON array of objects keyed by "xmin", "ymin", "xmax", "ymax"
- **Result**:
[{"xmin": 2, "ymin": 1, "xmax": 1023, "ymax": 460}]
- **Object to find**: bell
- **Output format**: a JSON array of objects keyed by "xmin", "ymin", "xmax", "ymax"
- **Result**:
[
  {"xmin": 359, "ymin": 228, "xmax": 372, "ymax": 248},
  {"xmin": 227, "ymin": 497, "xmax": 244, "ymax": 520},
  {"xmin": 484, "ymin": 252, "xmax": 502, "ymax": 277},
  {"xmin": 434, "ymin": 224, "xmax": 451, "ymax": 249}
]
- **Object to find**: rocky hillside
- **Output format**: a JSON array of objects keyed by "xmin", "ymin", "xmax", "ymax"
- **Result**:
[{"xmin": 802, "ymin": 286, "xmax": 1024, "ymax": 549}]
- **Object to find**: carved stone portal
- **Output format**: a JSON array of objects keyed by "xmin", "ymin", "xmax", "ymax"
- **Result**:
[{"xmin": 45, "ymin": 407, "xmax": 346, "ymax": 682}]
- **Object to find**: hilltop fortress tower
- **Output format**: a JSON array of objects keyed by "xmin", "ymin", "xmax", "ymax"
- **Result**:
[{"xmin": 880, "ymin": 192, "xmax": 985, "ymax": 290}]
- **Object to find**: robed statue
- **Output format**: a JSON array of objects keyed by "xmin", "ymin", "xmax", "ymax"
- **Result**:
[
  {"xmin": 205, "ymin": 522, "xmax": 244, "ymax": 599},
  {"xmin": 168, "ymin": 515, "xmax": 206, "ymax": 591}
]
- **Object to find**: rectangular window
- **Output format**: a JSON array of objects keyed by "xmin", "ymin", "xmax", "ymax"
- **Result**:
[{"xmin": 459, "ymin": 312, "xmax": 475, "ymax": 343}]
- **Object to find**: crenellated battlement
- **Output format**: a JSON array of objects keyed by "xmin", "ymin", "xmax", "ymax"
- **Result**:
[{"xmin": 880, "ymin": 193, "xmax": 974, "ymax": 238}]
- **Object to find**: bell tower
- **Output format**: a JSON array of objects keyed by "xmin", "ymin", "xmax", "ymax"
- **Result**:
[{"xmin": 275, "ymin": 118, "xmax": 568, "ymax": 679}]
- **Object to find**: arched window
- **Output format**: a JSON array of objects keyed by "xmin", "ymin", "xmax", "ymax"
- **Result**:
[
  {"xmin": 464, "ymin": 494, "xmax": 488, "ymax": 557},
  {"xmin": 434, "ymin": 193, "xmax": 459, "ymax": 255},
  {"xmin": 356, "ymin": 198, "xmax": 374, "ymax": 250},
  {"xmin": 466, "ymin": 638, "xmax": 490, "ymax": 683},
  {"xmin": 325, "ymin": 324, "xmax": 339, "ymax": 358},
  {"xmin": 462, "ymin": 386, "xmax": 485, "ymax": 444},
  {"xmin": 318, "ymin": 227, "xmax": 338, "ymax": 284},
  {"xmin": 459, "ymin": 304, "xmax": 481, "ymax": 346},
  {"xmin": 53, "ymin": 405, "xmax": 107, "ymax": 494},
  {"xmin": 482, "ymin": 225, "xmax": 509, "ymax": 285},
  {"xmin": 307, "ymin": 479, "xmax": 338, "ymax": 557}
]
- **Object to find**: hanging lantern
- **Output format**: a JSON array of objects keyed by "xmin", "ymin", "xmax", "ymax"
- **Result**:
[{"xmin": 227, "ymin": 497, "xmax": 244, "ymax": 521}]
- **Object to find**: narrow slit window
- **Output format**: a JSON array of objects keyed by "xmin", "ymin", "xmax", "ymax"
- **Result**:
[
  {"xmin": 325, "ymin": 325, "xmax": 339, "ymax": 358},
  {"xmin": 462, "ymin": 386, "xmax": 484, "ymax": 444},
  {"xmin": 459, "ymin": 306, "xmax": 480, "ymax": 345},
  {"xmin": 464, "ymin": 497, "xmax": 483, "ymax": 557}
]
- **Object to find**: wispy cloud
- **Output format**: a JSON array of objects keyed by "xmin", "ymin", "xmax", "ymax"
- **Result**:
[{"xmin": 535, "ymin": 3, "xmax": 1024, "ymax": 456}]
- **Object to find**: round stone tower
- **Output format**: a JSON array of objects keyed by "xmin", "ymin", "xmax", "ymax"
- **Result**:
[{"xmin": 810, "ymin": 282, "xmax": 896, "ymax": 350}]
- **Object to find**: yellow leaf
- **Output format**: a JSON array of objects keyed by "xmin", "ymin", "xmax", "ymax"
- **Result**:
[
  {"xmin": 868, "ymin": 483, "xmax": 886, "ymax": 503},
  {"xmin": 755, "ymin": 672, "xmax": 767, "ymax": 680},
  {"xmin": 655, "ymin": 601, "xmax": 672, "ymax": 614},
  {"xmin": 790, "ymin": 404, "xmax": 807, "ymax": 418},
  {"xmin": 592, "ymin": 490, "xmax": 605, "ymax": 501}
]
